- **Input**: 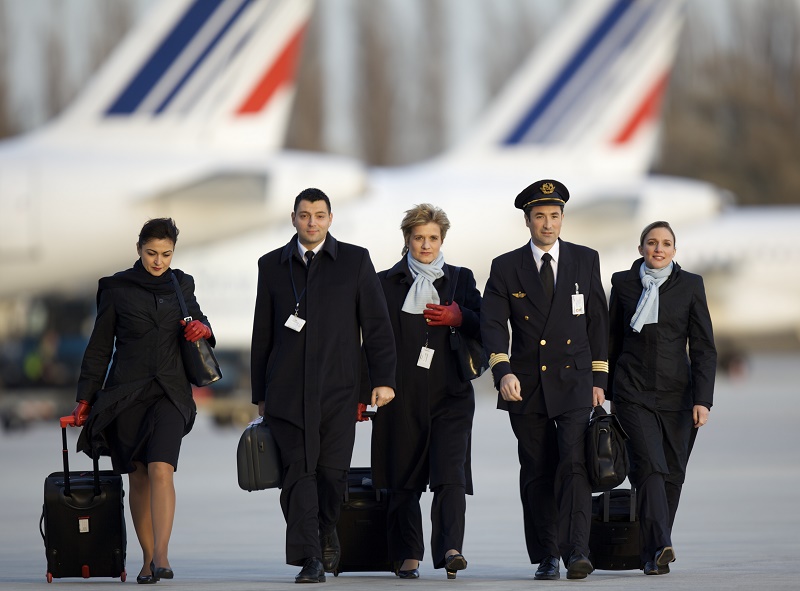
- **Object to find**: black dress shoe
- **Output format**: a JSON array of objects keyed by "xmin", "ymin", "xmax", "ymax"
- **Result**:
[
  {"xmin": 396, "ymin": 568, "xmax": 420, "ymax": 579},
  {"xmin": 444, "ymin": 553, "xmax": 468, "ymax": 579},
  {"xmin": 296, "ymin": 557, "xmax": 326, "ymax": 584},
  {"xmin": 136, "ymin": 574, "xmax": 156, "ymax": 584},
  {"xmin": 655, "ymin": 546, "xmax": 676, "ymax": 567},
  {"xmin": 534, "ymin": 555, "xmax": 560, "ymax": 580},
  {"xmin": 566, "ymin": 552, "xmax": 593, "ymax": 580},
  {"xmin": 150, "ymin": 561, "xmax": 174, "ymax": 581},
  {"xmin": 320, "ymin": 529, "xmax": 341, "ymax": 573},
  {"xmin": 644, "ymin": 560, "xmax": 670, "ymax": 575}
]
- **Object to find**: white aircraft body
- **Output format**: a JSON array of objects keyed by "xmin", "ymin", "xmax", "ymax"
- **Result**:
[
  {"xmin": 0, "ymin": 0, "xmax": 365, "ymax": 298},
  {"xmin": 4, "ymin": 0, "xmax": 790, "ymax": 366}
]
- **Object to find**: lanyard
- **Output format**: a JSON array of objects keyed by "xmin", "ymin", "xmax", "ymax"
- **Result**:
[{"xmin": 288, "ymin": 254, "xmax": 307, "ymax": 317}]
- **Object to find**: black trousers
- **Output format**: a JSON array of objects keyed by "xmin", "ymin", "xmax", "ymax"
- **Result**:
[
  {"xmin": 509, "ymin": 407, "xmax": 593, "ymax": 564},
  {"xmin": 269, "ymin": 418, "xmax": 348, "ymax": 566},
  {"xmin": 387, "ymin": 485, "xmax": 466, "ymax": 569},
  {"xmin": 615, "ymin": 402, "xmax": 694, "ymax": 561}
]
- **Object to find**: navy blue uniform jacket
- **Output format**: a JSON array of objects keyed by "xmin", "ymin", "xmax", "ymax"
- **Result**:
[
  {"xmin": 608, "ymin": 259, "xmax": 716, "ymax": 410},
  {"xmin": 250, "ymin": 233, "xmax": 396, "ymax": 471},
  {"xmin": 481, "ymin": 240, "xmax": 608, "ymax": 418}
]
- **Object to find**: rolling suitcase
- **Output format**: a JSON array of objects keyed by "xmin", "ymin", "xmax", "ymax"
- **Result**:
[
  {"xmin": 236, "ymin": 416, "xmax": 283, "ymax": 491},
  {"xmin": 588, "ymin": 487, "xmax": 641, "ymax": 570},
  {"xmin": 40, "ymin": 416, "xmax": 127, "ymax": 583},
  {"xmin": 333, "ymin": 467, "xmax": 393, "ymax": 576}
]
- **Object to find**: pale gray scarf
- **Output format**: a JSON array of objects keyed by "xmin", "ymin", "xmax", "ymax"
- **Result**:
[
  {"xmin": 402, "ymin": 252, "xmax": 444, "ymax": 314},
  {"xmin": 630, "ymin": 261, "xmax": 673, "ymax": 333}
]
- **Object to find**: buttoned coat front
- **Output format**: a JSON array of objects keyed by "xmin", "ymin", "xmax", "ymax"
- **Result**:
[
  {"xmin": 481, "ymin": 240, "xmax": 609, "ymax": 417},
  {"xmin": 75, "ymin": 270, "xmax": 212, "ymax": 457},
  {"xmin": 250, "ymin": 234, "xmax": 396, "ymax": 472},
  {"xmin": 608, "ymin": 259, "xmax": 716, "ymax": 411},
  {"xmin": 368, "ymin": 259, "xmax": 480, "ymax": 493}
]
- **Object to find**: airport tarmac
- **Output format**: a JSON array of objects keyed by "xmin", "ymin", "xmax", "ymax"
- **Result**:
[{"xmin": 1, "ymin": 352, "xmax": 798, "ymax": 590}]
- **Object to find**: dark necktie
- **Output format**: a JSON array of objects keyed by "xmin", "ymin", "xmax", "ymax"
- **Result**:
[
  {"xmin": 304, "ymin": 250, "xmax": 315, "ymax": 266},
  {"xmin": 540, "ymin": 252, "xmax": 554, "ymax": 302}
]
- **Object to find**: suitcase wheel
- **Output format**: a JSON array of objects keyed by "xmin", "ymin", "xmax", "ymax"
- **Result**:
[
  {"xmin": 46, "ymin": 572, "xmax": 52, "ymax": 583},
  {"xmin": 121, "ymin": 571, "xmax": 127, "ymax": 582}
]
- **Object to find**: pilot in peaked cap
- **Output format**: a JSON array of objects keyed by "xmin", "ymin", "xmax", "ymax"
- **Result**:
[{"xmin": 514, "ymin": 179, "xmax": 570, "ymax": 210}]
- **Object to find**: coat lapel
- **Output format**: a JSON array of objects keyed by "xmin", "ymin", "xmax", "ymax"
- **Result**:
[{"xmin": 515, "ymin": 244, "xmax": 551, "ymax": 318}]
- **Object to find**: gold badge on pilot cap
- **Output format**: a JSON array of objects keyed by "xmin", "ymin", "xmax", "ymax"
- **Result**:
[{"xmin": 514, "ymin": 179, "xmax": 570, "ymax": 210}]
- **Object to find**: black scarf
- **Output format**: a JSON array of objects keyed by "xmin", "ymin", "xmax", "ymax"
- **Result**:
[{"xmin": 96, "ymin": 259, "xmax": 185, "ymax": 305}]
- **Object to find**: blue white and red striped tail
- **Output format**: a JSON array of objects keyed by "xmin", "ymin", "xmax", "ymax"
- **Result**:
[
  {"xmin": 450, "ymin": 0, "xmax": 685, "ymax": 177},
  {"xmin": 47, "ymin": 0, "xmax": 313, "ymax": 151}
]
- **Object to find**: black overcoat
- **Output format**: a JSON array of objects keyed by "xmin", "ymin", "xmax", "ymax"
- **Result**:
[
  {"xmin": 76, "ymin": 269, "xmax": 212, "ymax": 457},
  {"xmin": 608, "ymin": 259, "xmax": 716, "ymax": 410},
  {"xmin": 369, "ymin": 259, "xmax": 480, "ymax": 493},
  {"xmin": 481, "ymin": 240, "xmax": 609, "ymax": 417},
  {"xmin": 250, "ymin": 234, "xmax": 396, "ymax": 472}
]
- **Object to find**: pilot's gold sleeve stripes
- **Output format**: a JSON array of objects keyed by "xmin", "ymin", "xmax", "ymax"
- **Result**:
[
  {"xmin": 592, "ymin": 360, "xmax": 609, "ymax": 373},
  {"xmin": 488, "ymin": 353, "xmax": 510, "ymax": 369}
]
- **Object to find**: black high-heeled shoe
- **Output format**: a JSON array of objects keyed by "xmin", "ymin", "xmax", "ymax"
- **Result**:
[
  {"xmin": 444, "ymin": 553, "xmax": 467, "ymax": 579},
  {"xmin": 150, "ymin": 561, "xmax": 174, "ymax": 581},
  {"xmin": 136, "ymin": 573, "xmax": 156, "ymax": 584}
]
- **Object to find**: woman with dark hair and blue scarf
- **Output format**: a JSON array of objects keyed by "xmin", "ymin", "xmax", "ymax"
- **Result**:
[{"xmin": 608, "ymin": 220, "xmax": 717, "ymax": 576}]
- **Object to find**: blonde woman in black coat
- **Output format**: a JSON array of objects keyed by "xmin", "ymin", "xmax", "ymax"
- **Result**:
[
  {"xmin": 366, "ymin": 204, "xmax": 481, "ymax": 580},
  {"xmin": 70, "ymin": 218, "xmax": 215, "ymax": 584},
  {"xmin": 608, "ymin": 221, "xmax": 716, "ymax": 576}
]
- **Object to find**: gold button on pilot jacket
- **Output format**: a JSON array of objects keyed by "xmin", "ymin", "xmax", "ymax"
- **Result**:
[
  {"xmin": 541, "ymin": 365, "xmax": 547, "ymax": 371},
  {"xmin": 540, "ymin": 339, "xmax": 546, "ymax": 346},
  {"xmin": 524, "ymin": 315, "xmax": 529, "ymax": 320},
  {"xmin": 566, "ymin": 339, "xmax": 572, "ymax": 345}
]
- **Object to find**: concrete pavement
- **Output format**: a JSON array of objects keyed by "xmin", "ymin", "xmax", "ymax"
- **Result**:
[{"xmin": 1, "ymin": 352, "xmax": 798, "ymax": 590}]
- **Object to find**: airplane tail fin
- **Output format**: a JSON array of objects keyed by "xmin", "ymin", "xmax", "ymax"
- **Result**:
[
  {"xmin": 449, "ymin": 0, "xmax": 685, "ymax": 176},
  {"xmin": 44, "ymin": 0, "xmax": 314, "ymax": 152}
]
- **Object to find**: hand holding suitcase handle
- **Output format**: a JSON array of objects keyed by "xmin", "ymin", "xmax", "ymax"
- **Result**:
[{"xmin": 67, "ymin": 400, "xmax": 91, "ymax": 427}]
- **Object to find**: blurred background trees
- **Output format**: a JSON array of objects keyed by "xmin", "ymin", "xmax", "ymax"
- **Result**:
[{"xmin": 1, "ymin": 0, "xmax": 798, "ymax": 205}]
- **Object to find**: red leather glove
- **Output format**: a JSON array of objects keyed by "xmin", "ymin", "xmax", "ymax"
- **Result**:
[
  {"xmin": 181, "ymin": 319, "xmax": 212, "ymax": 342},
  {"xmin": 356, "ymin": 402, "xmax": 370, "ymax": 422},
  {"xmin": 71, "ymin": 400, "xmax": 91, "ymax": 427},
  {"xmin": 423, "ymin": 302, "xmax": 462, "ymax": 327}
]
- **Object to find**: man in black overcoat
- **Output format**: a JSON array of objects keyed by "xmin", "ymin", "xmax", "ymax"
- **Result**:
[
  {"xmin": 251, "ymin": 188, "xmax": 396, "ymax": 583},
  {"xmin": 481, "ymin": 180, "xmax": 608, "ymax": 580}
]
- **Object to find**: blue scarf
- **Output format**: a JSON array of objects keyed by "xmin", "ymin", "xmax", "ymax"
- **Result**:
[
  {"xmin": 402, "ymin": 252, "xmax": 444, "ymax": 314},
  {"xmin": 630, "ymin": 261, "xmax": 673, "ymax": 333}
]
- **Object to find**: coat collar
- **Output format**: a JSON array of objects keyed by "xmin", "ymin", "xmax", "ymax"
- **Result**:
[
  {"xmin": 280, "ymin": 233, "xmax": 339, "ymax": 264},
  {"xmin": 515, "ymin": 239, "xmax": 571, "ymax": 317}
]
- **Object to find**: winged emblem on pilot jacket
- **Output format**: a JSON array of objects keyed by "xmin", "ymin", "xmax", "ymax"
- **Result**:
[{"xmin": 512, "ymin": 292, "xmax": 526, "ymax": 298}]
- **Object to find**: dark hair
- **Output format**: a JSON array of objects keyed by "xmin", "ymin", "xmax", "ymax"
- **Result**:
[
  {"xmin": 294, "ymin": 188, "xmax": 331, "ymax": 213},
  {"xmin": 524, "ymin": 204, "xmax": 564, "ymax": 219},
  {"xmin": 138, "ymin": 218, "xmax": 179, "ymax": 247},
  {"xmin": 639, "ymin": 221, "xmax": 676, "ymax": 247}
]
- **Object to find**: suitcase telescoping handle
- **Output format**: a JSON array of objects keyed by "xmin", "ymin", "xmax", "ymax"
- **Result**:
[{"xmin": 59, "ymin": 415, "xmax": 101, "ymax": 497}]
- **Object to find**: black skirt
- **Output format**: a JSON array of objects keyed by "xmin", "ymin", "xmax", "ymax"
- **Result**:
[{"xmin": 106, "ymin": 381, "xmax": 186, "ymax": 473}]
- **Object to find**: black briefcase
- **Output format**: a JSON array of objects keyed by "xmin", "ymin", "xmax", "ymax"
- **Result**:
[
  {"xmin": 40, "ymin": 418, "xmax": 127, "ymax": 583},
  {"xmin": 236, "ymin": 417, "xmax": 283, "ymax": 491},
  {"xmin": 588, "ymin": 488, "xmax": 641, "ymax": 570},
  {"xmin": 333, "ymin": 467, "xmax": 393, "ymax": 576}
]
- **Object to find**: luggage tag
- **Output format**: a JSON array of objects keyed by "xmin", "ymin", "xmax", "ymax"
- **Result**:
[
  {"xmin": 285, "ymin": 304, "xmax": 306, "ymax": 332},
  {"xmin": 572, "ymin": 283, "xmax": 585, "ymax": 316}
]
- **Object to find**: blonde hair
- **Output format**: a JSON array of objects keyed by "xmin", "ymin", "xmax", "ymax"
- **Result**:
[{"xmin": 400, "ymin": 204, "xmax": 451, "ymax": 255}]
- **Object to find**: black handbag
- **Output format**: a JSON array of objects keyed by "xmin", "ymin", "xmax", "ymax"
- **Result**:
[
  {"xmin": 586, "ymin": 405, "xmax": 630, "ymax": 492},
  {"xmin": 447, "ymin": 267, "xmax": 489, "ymax": 381},
  {"xmin": 170, "ymin": 272, "xmax": 222, "ymax": 387}
]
